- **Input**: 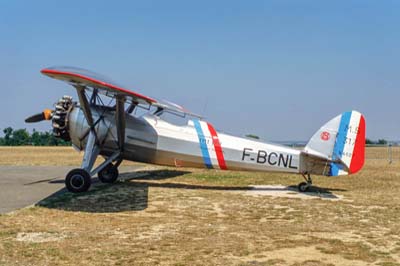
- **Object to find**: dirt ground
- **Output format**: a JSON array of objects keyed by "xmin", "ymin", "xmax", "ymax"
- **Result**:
[{"xmin": 0, "ymin": 147, "xmax": 399, "ymax": 266}]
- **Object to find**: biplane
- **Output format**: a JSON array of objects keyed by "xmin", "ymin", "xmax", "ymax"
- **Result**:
[{"xmin": 25, "ymin": 66, "xmax": 366, "ymax": 193}]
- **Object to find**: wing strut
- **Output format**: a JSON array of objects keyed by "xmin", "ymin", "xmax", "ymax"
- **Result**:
[
  {"xmin": 115, "ymin": 95, "xmax": 126, "ymax": 152},
  {"xmin": 76, "ymin": 85, "xmax": 94, "ymax": 127},
  {"xmin": 127, "ymin": 102, "xmax": 137, "ymax": 114}
]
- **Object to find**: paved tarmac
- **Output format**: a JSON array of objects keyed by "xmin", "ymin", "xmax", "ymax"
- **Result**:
[{"xmin": 0, "ymin": 166, "xmax": 140, "ymax": 214}]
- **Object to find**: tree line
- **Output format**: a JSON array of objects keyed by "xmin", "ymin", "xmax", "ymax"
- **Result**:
[
  {"xmin": 0, "ymin": 127, "xmax": 391, "ymax": 146},
  {"xmin": 0, "ymin": 127, "xmax": 71, "ymax": 146},
  {"xmin": 365, "ymin": 138, "xmax": 388, "ymax": 145}
]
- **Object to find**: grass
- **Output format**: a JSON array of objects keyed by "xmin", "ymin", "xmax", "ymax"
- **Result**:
[
  {"xmin": 0, "ymin": 147, "xmax": 399, "ymax": 265},
  {"xmin": 0, "ymin": 146, "xmax": 139, "ymax": 166}
]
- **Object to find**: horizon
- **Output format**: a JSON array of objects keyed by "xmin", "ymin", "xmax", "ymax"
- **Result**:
[{"xmin": 0, "ymin": 126, "xmax": 397, "ymax": 145}]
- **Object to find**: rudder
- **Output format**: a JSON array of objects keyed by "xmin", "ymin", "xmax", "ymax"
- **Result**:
[{"xmin": 304, "ymin": 111, "xmax": 366, "ymax": 176}]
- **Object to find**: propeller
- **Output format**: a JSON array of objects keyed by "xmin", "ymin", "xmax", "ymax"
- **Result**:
[{"xmin": 25, "ymin": 109, "xmax": 53, "ymax": 123}]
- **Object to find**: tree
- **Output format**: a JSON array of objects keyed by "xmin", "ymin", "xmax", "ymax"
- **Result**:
[
  {"xmin": 3, "ymin": 127, "xmax": 13, "ymax": 145},
  {"xmin": 30, "ymin": 129, "xmax": 42, "ymax": 146},
  {"xmin": 0, "ymin": 127, "xmax": 71, "ymax": 146},
  {"xmin": 377, "ymin": 139, "xmax": 388, "ymax": 145},
  {"xmin": 245, "ymin": 134, "xmax": 260, "ymax": 140},
  {"xmin": 365, "ymin": 138, "xmax": 374, "ymax": 145},
  {"xmin": 11, "ymin": 129, "xmax": 30, "ymax": 146}
]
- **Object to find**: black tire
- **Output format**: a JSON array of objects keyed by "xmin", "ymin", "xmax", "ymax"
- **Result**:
[
  {"xmin": 98, "ymin": 164, "xmax": 119, "ymax": 183},
  {"xmin": 298, "ymin": 182, "xmax": 309, "ymax": 193},
  {"xmin": 65, "ymin": 168, "xmax": 91, "ymax": 193}
]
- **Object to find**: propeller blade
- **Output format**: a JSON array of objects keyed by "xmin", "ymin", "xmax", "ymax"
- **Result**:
[
  {"xmin": 25, "ymin": 112, "xmax": 46, "ymax": 123},
  {"xmin": 24, "ymin": 109, "xmax": 53, "ymax": 123}
]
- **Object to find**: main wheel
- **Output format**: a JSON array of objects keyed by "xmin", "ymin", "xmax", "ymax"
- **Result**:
[
  {"xmin": 65, "ymin": 168, "xmax": 91, "ymax": 193},
  {"xmin": 98, "ymin": 164, "xmax": 119, "ymax": 183},
  {"xmin": 298, "ymin": 182, "xmax": 309, "ymax": 193}
]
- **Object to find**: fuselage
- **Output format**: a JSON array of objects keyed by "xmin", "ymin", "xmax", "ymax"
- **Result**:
[{"xmin": 68, "ymin": 106, "xmax": 303, "ymax": 174}]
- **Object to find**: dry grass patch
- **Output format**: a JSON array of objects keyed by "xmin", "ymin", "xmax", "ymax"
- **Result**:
[
  {"xmin": 0, "ymin": 147, "xmax": 400, "ymax": 265},
  {"xmin": 0, "ymin": 146, "xmax": 140, "ymax": 166}
]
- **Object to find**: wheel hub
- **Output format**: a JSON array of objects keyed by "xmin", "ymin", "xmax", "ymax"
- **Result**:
[
  {"xmin": 70, "ymin": 174, "xmax": 84, "ymax": 189},
  {"xmin": 103, "ymin": 170, "xmax": 112, "ymax": 179}
]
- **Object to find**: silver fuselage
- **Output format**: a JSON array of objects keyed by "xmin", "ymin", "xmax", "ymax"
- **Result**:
[{"xmin": 68, "ymin": 106, "xmax": 310, "ymax": 174}]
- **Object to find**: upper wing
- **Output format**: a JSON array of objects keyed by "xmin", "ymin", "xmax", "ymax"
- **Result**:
[
  {"xmin": 41, "ymin": 66, "xmax": 156, "ymax": 105},
  {"xmin": 41, "ymin": 66, "xmax": 202, "ymax": 118}
]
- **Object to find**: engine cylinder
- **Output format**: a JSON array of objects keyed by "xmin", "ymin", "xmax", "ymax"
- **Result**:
[{"xmin": 52, "ymin": 96, "xmax": 74, "ymax": 141}]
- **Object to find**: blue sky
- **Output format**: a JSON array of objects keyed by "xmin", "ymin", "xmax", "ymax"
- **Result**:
[{"xmin": 1, "ymin": 0, "xmax": 399, "ymax": 141}]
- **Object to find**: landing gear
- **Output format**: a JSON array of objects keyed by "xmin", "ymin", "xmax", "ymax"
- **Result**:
[
  {"xmin": 98, "ymin": 164, "xmax": 119, "ymax": 183},
  {"xmin": 65, "ymin": 168, "xmax": 92, "ymax": 193},
  {"xmin": 64, "ymin": 127, "xmax": 105, "ymax": 193},
  {"xmin": 298, "ymin": 182, "xmax": 309, "ymax": 192},
  {"xmin": 63, "ymin": 87, "xmax": 126, "ymax": 193},
  {"xmin": 298, "ymin": 173, "xmax": 313, "ymax": 192},
  {"xmin": 63, "ymin": 129, "xmax": 121, "ymax": 193}
]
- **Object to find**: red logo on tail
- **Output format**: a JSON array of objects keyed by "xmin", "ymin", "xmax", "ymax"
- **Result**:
[{"xmin": 321, "ymin": 131, "xmax": 330, "ymax": 141}]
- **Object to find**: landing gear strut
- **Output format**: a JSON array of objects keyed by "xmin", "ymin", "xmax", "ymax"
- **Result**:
[{"xmin": 298, "ymin": 173, "xmax": 312, "ymax": 192}]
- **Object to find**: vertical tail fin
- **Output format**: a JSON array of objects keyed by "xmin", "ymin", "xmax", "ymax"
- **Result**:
[{"xmin": 304, "ymin": 111, "xmax": 366, "ymax": 176}]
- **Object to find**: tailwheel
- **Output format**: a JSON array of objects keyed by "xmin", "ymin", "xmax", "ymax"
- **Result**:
[
  {"xmin": 66, "ymin": 168, "xmax": 91, "ymax": 193},
  {"xmin": 98, "ymin": 164, "xmax": 119, "ymax": 183},
  {"xmin": 298, "ymin": 182, "xmax": 309, "ymax": 192},
  {"xmin": 298, "ymin": 173, "xmax": 313, "ymax": 193}
]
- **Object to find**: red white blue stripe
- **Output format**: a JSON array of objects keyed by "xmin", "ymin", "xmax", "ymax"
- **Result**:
[
  {"xmin": 193, "ymin": 119, "xmax": 213, "ymax": 169},
  {"xmin": 330, "ymin": 112, "xmax": 352, "ymax": 176},
  {"xmin": 193, "ymin": 119, "xmax": 227, "ymax": 170},
  {"xmin": 330, "ymin": 111, "xmax": 365, "ymax": 176}
]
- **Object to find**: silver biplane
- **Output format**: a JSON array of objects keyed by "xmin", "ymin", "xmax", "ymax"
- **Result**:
[{"xmin": 25, "ymin": 66, "xmax": 366, "ymax": 193}]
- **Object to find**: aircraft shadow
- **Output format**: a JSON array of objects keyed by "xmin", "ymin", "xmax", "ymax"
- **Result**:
[
  {"xmin": 286, "ymin": 185, "xmax": 346, "ymax": 199},
  {"xmin": 37, "ymin": 169, "xmax": 345, "ymax": 213},
  {"xmin": 130, "ymin": 182, "xmax": 345, "ymax": 200},
  {"xmin": 37, "ymin": 182, "xmax": 150, "ymax": 213},
  {"xmin": 36, "ymin": 170, "xmax": 191, "ymax": 213},
  {"xmin": 120, "ymin": 169, "xmax": 192, "ymax": 181}
]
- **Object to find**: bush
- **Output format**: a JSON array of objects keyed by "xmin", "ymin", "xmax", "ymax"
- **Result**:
[{"xmin": 0, "ymin": 127, "xmax": 71, "ymax": 146}]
